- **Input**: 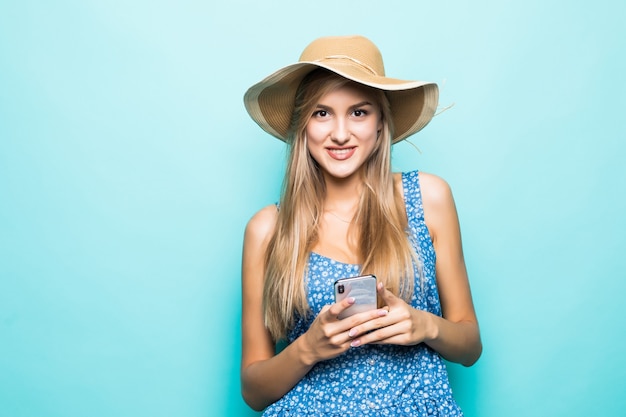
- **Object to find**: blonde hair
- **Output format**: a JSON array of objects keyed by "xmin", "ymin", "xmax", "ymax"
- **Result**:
[{"xmin": 263, "ymin": 69, "xmax": 420, "ymax": 341}]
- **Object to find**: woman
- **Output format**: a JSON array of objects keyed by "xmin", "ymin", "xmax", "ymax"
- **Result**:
[{"xmin": 241, "ymin": 35, "xmax": 482, "ymax": 416}]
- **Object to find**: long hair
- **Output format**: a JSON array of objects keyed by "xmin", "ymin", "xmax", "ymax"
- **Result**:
[{"xmin": 263, "ymin": 69, "xmax": 420, "ymax": 341}]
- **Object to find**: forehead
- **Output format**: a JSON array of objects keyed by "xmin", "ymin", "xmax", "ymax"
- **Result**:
[{"xmin": 316, "ymin": 81, "xmax": 380, "ymax": 105}]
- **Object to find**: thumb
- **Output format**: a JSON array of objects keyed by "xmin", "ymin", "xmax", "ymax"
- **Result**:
[{"xmin": 377, "ymin": 281, "xmax": 397, "ymax": 306}]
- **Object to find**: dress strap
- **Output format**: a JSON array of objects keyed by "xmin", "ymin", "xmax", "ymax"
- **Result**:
[{"xmin": 402, "ymin": 170, "xmax": 426, "ymax": 224}]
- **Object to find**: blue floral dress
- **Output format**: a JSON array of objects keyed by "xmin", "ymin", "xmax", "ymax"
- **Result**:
[{"xmin": 262, "ymin": 171, "xmax": 463, "ymax": 416}]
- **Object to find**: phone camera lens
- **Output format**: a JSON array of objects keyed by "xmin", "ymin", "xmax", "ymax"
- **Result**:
[{"xmin": 338, "ymin": 285, "xmax": 344, "ymax": 294}]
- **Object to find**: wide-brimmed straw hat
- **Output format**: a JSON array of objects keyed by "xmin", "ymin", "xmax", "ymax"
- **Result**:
[{"xmin": 244, "ymin": 35, "xmax": 439, "ymax": 144}]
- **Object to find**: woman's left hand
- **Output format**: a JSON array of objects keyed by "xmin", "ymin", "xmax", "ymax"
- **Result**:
[{"xmin": 348, "ymin": 282, "xmax": 435, "ymax": 347}]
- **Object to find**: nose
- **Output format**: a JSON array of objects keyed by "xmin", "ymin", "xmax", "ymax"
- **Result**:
[{"xmin": 330, "ymin": 117, "xmax": 350, "ymax": 145}]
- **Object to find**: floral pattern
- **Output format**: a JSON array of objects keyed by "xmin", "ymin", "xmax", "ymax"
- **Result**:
[{"xmin": 262, "ymin": 171, "xmax": 463, "ymax": 416}]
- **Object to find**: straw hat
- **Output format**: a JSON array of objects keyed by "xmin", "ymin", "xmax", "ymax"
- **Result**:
[{"xmin": 244, "ymin": 35, "xmax": 439, "ymax": 144}]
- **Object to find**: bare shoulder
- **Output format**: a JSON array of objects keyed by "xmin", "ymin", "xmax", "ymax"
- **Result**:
[
  {"xmin": 418, "ymin": 171, "xmax": 455, "ymax": 208},
  {"xmin": 417, "ymin": 172, "xmax": 460, "ymax": 243},
  {"xmin": 392, "ymin": 171, "xmax": 453, "ymax": 203},
  {"xmin": 244, "ymin": 204, "xmax": 279, "ymax": 247}
]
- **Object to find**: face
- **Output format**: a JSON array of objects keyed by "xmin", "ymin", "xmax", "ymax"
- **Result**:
[{"xmin": 305, "ymin": 83, "xmax": 383, "ymax": 182}]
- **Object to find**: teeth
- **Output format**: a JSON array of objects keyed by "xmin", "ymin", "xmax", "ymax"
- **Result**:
[{"xmin": 329, "ymin": 148, "xmax": 352, "ymax": 154}]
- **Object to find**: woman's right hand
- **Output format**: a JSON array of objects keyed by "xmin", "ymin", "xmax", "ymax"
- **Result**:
[{"xmin": 296, "ymin": 298, "xmax": 389, "ymax": 366}]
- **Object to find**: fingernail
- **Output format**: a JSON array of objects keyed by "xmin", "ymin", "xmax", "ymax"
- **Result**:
[
  {"xmin": 348, "ymin": 329, "xmax": 356, "ymax": 337},
  {"xmin": 350, "ymin": 339, "xmax": 361, "ymax": 347},
  {"xmin": 347, "ymin": 297, "xmax": 355, "ymax": 304},
  {"xmin": 378, "ymin": 309, "xmax": 388, "ymax": 316}
]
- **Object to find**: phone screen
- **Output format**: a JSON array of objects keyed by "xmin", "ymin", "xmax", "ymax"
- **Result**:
[{"xmin": 334, "ymin": 274, "xmax": 377, "ymax": 319}]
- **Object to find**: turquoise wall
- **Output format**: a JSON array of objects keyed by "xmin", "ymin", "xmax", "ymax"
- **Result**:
[{"xmin": 1, "ymin": 1, "xmax": 624, "ymax": 416}]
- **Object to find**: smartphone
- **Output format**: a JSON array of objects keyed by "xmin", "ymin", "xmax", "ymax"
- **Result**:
[{"xmin": 333, "ymin": 274, "xmax": 377, "ymax": 319}]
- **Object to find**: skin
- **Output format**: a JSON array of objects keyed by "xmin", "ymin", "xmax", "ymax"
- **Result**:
[{"xmin": 240, "ymin": 83, "xmax": 482, "ymax": 411}]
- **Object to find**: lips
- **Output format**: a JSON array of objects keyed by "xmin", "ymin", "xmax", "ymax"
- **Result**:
[{"xmin": 326, "ymin": 147, "xmax": 356, "ymax": 160}]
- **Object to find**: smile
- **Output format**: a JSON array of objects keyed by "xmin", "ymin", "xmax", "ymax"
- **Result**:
[{"xmin": 327, "ymin": 147, "xmax": 356, "ymax": 160}]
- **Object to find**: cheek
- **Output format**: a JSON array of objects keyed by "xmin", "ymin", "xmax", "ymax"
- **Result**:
[
  {"xmin": 355, "ymin": 121, "xmax": 381, "ymax": 140},
  {"xmin": 305, "ymin": 123, "xmax": 329, "ymax": 146},
  {"xmin": 304, "ymin": 128, "xmax": 322, "ymax": 155}
]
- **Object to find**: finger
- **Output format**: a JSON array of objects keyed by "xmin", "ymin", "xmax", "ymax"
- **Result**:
[
  {"xmin": 352, "ymin": 322, "xmax": 406, "ymax": 347},
  {"xmin": 377, "ymin": 282, "xmax": 398, "ymax": 306},
  {"xmin": 347, "ymin": 308, "xmax": 389, "ymax": 338},
  {"xmin": 369, "ymin": 331, "xmax": 413, "ymax": 346},
  {"xmin": 327, "ymin": 296, "xmax": 355, "ymax": 318}
]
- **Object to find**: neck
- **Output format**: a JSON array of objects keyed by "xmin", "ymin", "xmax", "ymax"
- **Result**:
[{"xmin": 322, "ymin": 172, "xmax": 363, "ymax": 214}]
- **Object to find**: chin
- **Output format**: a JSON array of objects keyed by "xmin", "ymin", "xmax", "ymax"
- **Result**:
[{"xmin": 326, "ymin": 168, "xmax": 361, "ymax": 180}]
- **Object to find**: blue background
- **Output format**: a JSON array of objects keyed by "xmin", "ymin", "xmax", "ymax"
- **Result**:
[{"xmin": 1, "ymin": 1, "xmax": 625, "ymax": 416}]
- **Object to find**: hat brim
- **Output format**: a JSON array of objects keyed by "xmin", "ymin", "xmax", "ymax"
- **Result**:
[{"xmin": 244, "ymin": 61, "xmax": 438, "ymax": 143}]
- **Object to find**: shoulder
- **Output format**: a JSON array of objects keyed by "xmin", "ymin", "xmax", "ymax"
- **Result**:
[
  {"xmin": 416, "ymin": 172, "xmax": 459, "ymax": 244},
  {"xmin": 392, "ymin": 170, "xmax": 452, "ymax": 203},
  {"xmin": 244, "ymin": 204, "xmax": 279, "ymax": 247},
  {"xmin": 417, "ymin": 171, "xmax": 454, "ymax": 208}
]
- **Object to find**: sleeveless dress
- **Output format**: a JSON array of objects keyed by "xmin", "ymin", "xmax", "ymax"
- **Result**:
[{"xmin": 262, "ymin": 171, "xmax": 463, "ymax": 416}]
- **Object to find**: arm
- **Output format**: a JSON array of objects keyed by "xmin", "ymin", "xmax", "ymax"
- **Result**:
[
  {"xmin": 420, "ymin": 172, "xmax": 482, "ymax": 366},
  {"xmin": 346, "ymin": 172, "xmax": 482, "ymax": 366},
  {"xmin": 240, "ymin": 205, "xmax": 387, "ymax": 410},
  {"xmin": 240, "ymin": 205, "xmax": 312, "ymax": 410}
]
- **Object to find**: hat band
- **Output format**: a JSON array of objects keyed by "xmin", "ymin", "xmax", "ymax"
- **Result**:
[{"xmin": 313, "ymin": 55, "xmax": 379, "ymax": 76}]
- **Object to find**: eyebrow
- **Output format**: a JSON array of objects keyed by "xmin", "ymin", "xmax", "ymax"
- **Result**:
[{"xmin": 314, "ymin": 101, "xmax": 374, "ymax": 110}]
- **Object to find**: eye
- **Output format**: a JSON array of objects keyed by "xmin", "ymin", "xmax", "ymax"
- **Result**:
[
  {"xmin": 352, "ymin": 109, "xmax": 368, "ymax": 117},
  {"xmin": 313, "ymin": 109, "xmax": 328, "ymax": 118}
]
